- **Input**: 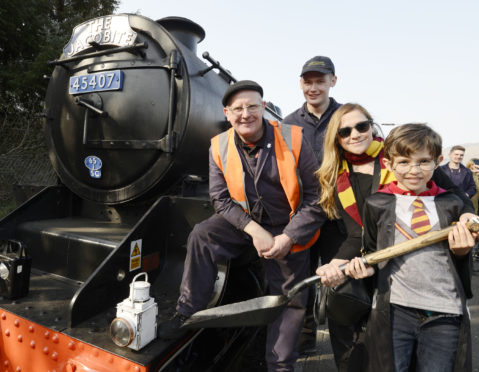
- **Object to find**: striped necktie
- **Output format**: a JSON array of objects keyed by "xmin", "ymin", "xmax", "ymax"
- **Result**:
[{"xmin": 411, "ymin": 197, "xmax": 431, "ymax": 235}]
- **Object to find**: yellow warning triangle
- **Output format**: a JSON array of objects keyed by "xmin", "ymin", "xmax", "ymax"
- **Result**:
[{"xmin": 132, "ymin": 243, "xmax": 140, "ymax": 256}]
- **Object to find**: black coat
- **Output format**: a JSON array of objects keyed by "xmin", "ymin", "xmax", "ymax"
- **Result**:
[{"xmin": 362, "ymin": 191, "xmax": 472, "ymax": 372}]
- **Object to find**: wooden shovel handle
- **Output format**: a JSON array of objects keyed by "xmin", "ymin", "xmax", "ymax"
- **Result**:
[{"xmin": 363, "ymin": 219, "xmax": 479, "ymax": 266}]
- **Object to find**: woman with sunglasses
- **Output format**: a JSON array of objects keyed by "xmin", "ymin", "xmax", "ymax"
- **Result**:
[{"xmin": 314, "ymin": 103, "xmax": 475, "ymax": 371}]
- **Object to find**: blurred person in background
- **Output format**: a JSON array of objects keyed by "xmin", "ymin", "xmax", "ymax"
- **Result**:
[
  {"xmin": 466, "ymin": 158, "xmax": 479, "ymax": 261},
  {"xmin": 465, "ymin": 158, "xmax": 479, "ymax": 213},
  {"xmin": 440, "ymin": 146, "xmax": 476, "ymax": 198}
]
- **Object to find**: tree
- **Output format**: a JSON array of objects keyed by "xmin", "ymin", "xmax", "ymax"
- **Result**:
[
  {"xmin": 0, "ymin": 0, "xmax": 119, "ymax": 122},
  {"xmin": 0, "ymin": 0, "xmax": 120, "ymax": 213}
]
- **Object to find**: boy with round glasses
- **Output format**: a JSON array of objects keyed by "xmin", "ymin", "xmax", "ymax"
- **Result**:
[{"xmin": 346, "ymin": 123, "xmax": 474, "ymax": 371}]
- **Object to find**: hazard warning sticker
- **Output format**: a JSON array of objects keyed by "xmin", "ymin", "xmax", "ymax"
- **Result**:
[{"xmin": 130, "ymin": 239, "xmax": 142, "ymax": 271}]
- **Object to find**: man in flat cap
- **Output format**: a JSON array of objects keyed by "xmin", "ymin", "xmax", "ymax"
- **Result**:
[{"xmin": 160, "ymin": 80, "xmax": 325, "ymax": 371}]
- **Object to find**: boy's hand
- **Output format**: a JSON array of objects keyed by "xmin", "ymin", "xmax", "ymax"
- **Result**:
[
  {"xmin": 316, "ymin": 259, "xmax": 348, "ymax": 287},
  {"xmin": 448, "ymin": 221, "xmax": 475, "ymax": 256},
  {"xmin": 459, "ymin": 213, "xmax": 479, "ymax": 241},
  {"xmin": 345, "ymin": 257, "xmax": 375, "ymax": 279}
]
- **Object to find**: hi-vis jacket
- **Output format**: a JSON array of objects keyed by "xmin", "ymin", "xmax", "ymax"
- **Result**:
[{"xmin": 210, "ymin": 120, "xmax": 323, "ymax": 253}]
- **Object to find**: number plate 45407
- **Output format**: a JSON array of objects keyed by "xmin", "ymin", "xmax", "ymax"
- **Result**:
[{"xmin": 69, "ymin": 70, "xmax": 124, "ymax": 95}]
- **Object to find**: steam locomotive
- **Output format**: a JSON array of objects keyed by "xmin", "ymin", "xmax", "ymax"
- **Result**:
[{"xmin": 0, "ymin": 14, "xmax": 281, "ymax": 371}]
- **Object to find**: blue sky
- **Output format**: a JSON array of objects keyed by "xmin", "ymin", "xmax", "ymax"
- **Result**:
[{"xmin": 116, "ymin": 0, "xmax": 478, "ymax": 147}]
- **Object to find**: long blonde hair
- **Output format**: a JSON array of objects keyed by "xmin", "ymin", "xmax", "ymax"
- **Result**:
[
  {"xmin": 315, "ymin": 103, "xmax": 374, "ymax": 219},
  {"xmin": 466, "ymin": 158, "xmax": 479, "ymax": 171}
]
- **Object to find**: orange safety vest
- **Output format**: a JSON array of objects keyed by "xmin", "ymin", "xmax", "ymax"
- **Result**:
[{"xmin": 211, "ymin": 120, "xmax": 320, "ymax": 253}]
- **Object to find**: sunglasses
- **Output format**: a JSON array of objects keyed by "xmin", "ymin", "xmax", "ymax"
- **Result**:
[{"xmin": 337, "ymin": 120, "xmax": 372, "ymax": 138}]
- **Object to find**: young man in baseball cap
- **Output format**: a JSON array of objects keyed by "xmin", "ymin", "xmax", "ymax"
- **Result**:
[
  {"xmin": 283, "ymin": 56, "xmax": 340, "ymax": 166},
  {"xmin": 283, "ymin": 56, "xmax": 345, "ymax": 359}
]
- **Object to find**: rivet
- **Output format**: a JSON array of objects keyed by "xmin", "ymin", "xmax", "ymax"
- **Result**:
[
  {"xmin": 44, "ymin": 331, "xmax": 50, "ymax": 339},
  {"xmin": 108, "ymin": 356, "xmax": 114, "ymax": 363},
  {"xmin": 51, "ymin": 352, "xmax": 58, "ymax": 361},
  {"xmin": 134, "ymin": 367, "xmax": 140, "ymax": 372},
  {"xmin": 4, "ymin": 329, "xmax": 10, "ymax": 336},
  {"xmin": 16, "ymin": 366, "xmax": 21, "ymax": 372},
  {"xmin": 43, "ymin": 346, "xmax": 49, "ymax": 355},
  {"xmin": 17, "ymin": 334, "xmax": 22, "ymax": 342},
  {"xmin": 30, "ymin": 340, "xmax": 35, "ymax": 348},
  {"xmin": 68, "ymin": 342, "xmax": 75, "ymax": 350},
  {"xmin": 52, "ymin": 334, "xmax": 59, "ymax": 343},
  {"xmin": 4, "ymin": 360, "xmax": 9, "ymax": 366},
  {"xmin": 1, "ymin": 313, "xmax": 6, "ymax": 320},
  {"xmin": 14, "ymin": 319, "xmax": 20, "ymax": 327},
  {"xmin": 28, "ymin": 325, "xmax": 34, "ymax": 333}
]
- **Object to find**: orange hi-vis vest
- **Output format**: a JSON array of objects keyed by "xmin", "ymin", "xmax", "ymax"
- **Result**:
[{"xmin": 210, "ymin": 120, "xmax": 320, "ymax": 253}]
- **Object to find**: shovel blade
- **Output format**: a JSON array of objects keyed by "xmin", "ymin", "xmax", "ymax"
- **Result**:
[{"xmin": 182, "ymin": 295, "xmax": 288, "ymax": 329}]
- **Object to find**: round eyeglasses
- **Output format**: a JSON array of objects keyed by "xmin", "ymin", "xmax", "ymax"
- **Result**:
[
  {"xmin": 337, "ymin": 120, "xmax": 372, "ymax": 138},
  {"xmin": 393, "ymin": 160, "xmax": 437, "ymax": 174},
  {"xmin": 227, "ymin": 103, "xmax": 262, "ymax": 116}
]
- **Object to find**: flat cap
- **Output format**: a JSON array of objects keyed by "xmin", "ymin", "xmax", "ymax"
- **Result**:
[{"xmin": 222, "ymin": 80, "xmax": 263, "ymax": 107}]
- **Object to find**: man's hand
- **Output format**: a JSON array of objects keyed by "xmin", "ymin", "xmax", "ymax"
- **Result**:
[
  {"xmin": 244, "ymin": 221, "xmax": 274, "ymax": 257},
  {"xmin": 316, "ymin": 258, "xmax": 348, "ymax": 287},
  {"xmin": 262, "ymin": 233, "xmax": 294, "ymax": 260},
  {"xmin": 449, "ymin": 221, "xmax": 475, "ymax": 256}
]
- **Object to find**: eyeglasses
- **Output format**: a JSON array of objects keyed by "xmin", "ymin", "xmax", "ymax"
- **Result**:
[
  {"xmin": 227, "ymin": 103, "xmax": 263, "ymax": 116},
  {"xmin": 393, "ymin": 160, "xmax": 437, "ymax": 174},
  {"xmin": 337, "ymin": 120, "xmax": 372, "ymax": 138}
]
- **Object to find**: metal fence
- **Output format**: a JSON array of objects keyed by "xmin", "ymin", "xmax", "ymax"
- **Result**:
[{"xmin": 0, "ymin": 110, "xmax": 57, "ymax": 216}]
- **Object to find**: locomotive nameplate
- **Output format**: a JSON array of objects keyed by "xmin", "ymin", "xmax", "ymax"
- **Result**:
[
  {"xmin": 63, "ymin": 15, "xmax": 137, "ymax": 57},
  {"xmin": 69, "ymin": 70, "xmax": 124, "ymax": 95}
]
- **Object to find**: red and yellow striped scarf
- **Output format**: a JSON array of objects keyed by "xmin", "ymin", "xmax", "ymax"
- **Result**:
[{"xmin": 336, "ymin": 137, "xmax": 396, "ymax": 226}]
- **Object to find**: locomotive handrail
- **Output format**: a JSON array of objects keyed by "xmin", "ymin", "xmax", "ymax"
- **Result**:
[
  {"xmin": 200, "ymin": 52, "xmax": 236, "ymax": 83},
  {"xmin": 75, "ymin": 97, "xmax": 108, "ymax": 117},
  {"xmin": 85, "ymin": 140, "xmax": 164, "ymax": 149},
  {"xmin": 161, "ymin": 50, "xmax": 180, "ymax": 153},
  {"xmin": 47, "ymin": 42, "xmax": 149, "ymax": 66}
]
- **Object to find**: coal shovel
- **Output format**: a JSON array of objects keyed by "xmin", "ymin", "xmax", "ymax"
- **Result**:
[{"xmin": 182, "ymin": 218, "xmax": 479, "ymax": 329}]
